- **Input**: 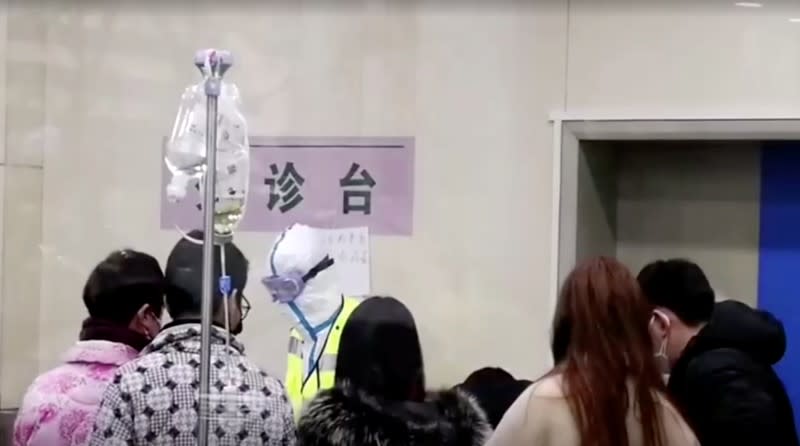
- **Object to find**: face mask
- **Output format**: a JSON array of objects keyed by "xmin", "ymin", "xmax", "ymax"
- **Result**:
[{"xmin": 651, "ymin": 311, "xmax": 671, "ymax": 375}]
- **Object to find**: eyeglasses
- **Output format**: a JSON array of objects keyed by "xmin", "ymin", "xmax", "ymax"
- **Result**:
[{"xmin": 240, "ymin": 294, "xmax": 251, "ymax": 321}]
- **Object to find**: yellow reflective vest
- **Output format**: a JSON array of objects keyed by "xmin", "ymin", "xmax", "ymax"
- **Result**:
[{"xmin": 285, "ymin": 296, "xmax": 360, "ymax": 417}]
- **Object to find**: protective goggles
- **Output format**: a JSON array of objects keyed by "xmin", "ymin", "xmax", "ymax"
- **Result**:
[{"xmin": 262, "ymin": 255, "xmax": 335, "ymax": 303}]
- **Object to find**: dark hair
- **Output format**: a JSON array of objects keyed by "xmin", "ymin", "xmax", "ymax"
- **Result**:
[
  {"xmin": 462, "ymin": 367, "xmax": 515, "ymax": 389},
  {"xmin": 458, "ymin": 367, "xmax": 530, "ymax": 428},
  {"xmin": 637, "ymin": 258, "xmax": 714, "ymax": 326},
  {"xmin": 551, "ymin": 257, "xmax": 666, "ymax": 446},
  {"xmin": 82, "ymin": 250, "xmax": 165, "ymax": 324},
  {"xmin": 164, "ymin": 230, "xmax": 248, "ymax": 319},
  {"xmin": 336, "ymin": 296, "xmax": 425, "ymax": 402}
]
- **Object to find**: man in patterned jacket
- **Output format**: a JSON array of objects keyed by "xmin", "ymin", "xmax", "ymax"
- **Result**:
[{"xmin": 89, "ymin": 231, "xmax": 295, "ymax": 445}]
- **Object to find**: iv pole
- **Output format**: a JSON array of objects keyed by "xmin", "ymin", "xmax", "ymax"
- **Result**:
[{"xmin": 195, "ymin": 48, "xmax": 232, "ymax": 445}]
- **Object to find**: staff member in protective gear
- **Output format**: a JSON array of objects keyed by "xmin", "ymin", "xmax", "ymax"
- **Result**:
[{"xmin": 263, "ymin": 223, "xmax": 361, "ymax": 417}]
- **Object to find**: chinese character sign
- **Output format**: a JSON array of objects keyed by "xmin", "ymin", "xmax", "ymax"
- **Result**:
[
  {"xmin": 265, "ymin": 162, "xmax": 305, "ymax": 213},
  {"xmin": 161, "ymin": 136, "xmax": 415, "ymax": 235}
]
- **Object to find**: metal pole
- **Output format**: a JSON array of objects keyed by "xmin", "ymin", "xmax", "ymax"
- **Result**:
[{"xmin": 195, "ymin": 49, "xmax": 231, "ymax": 445}]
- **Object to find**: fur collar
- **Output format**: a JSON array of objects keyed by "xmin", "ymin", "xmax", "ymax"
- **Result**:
[{"xmin": 297, "ymin": 382, "xmax": 492, "ymax": 446}]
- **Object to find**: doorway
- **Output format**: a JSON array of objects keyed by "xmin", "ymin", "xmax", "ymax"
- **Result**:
[
  {"xmin": 553, "ymin": 117, "xmax": 800, "ymax": 427},
  {"xmin": 572, "ymin": 139, "xmax": 760, "ymax": 306}
]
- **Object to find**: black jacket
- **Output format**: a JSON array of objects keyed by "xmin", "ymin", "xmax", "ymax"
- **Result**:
[
  {"xmin": 668, "ymin": 300, "xmax": 799, "ymax": 446},
  {"xmin": 296, "ymin": 383, "xmax": 492, "ymax": 446}
]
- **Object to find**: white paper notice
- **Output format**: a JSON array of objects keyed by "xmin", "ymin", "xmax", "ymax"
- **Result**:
[{"xmin": 317, "ymin": 226, "xmax": 371, "ymax": 297}]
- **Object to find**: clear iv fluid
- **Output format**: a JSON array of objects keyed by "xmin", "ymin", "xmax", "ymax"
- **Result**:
[
  {"xmin": 165, "ymin": 81, "xmax": 251, "ymax": 235},
  {"xmin": 212, "ymin": 83, "xmax": 249, "ymax": 235},
  {"xmin": 165, "ymin": 84, "xmax": 207, "ymax": 202}
]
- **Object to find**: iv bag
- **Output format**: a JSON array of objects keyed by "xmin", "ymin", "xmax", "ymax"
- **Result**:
[
  {"xmin": 164, "ymin": 71, "xmax": 250, "ymax": 236},
  {"xmin": 165, "ymin": 82, "xmax": 206, "ymax": 201},
  {"xmin": 213, "ymin": 82, "xmax": 250, "ymax": 235}
]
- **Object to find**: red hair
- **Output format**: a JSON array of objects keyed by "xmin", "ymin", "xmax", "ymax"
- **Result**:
[{"xmin": 551, "ymin": 257, "xmax": 667, "ymax": 446}]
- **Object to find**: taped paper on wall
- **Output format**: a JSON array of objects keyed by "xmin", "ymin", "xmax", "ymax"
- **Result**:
[{"xmin": 317, "ymin": 226, "xmax": 371, "ymax": 297}]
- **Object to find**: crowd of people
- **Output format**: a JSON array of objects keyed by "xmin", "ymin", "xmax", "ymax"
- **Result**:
[{"xmin": 9, "ymin": 223, "xmax": 800, "ymax": 445}]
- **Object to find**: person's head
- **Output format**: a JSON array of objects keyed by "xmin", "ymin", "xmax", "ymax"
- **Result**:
[
  {"xmin": 165, "ymin": 230, "xmax": 250, "ymax": 334},
  {"xmin": 638, "ymin": 259, "xmax": 714, "ymax": 369},
  {"xmin": 82, "ymin": 249, "xmax": 165, "ymax": 339},
  {"xmin": 552, "ymin": 256, "xmax": 666, "ymax": 446},
  {"xmin": 264, "ymin": 224, "xmax": 340, "ymax": 331},
  {"xmin": 461, "ymin": 367, "xmax": 515, "ymax": 390},
  {"xmin": 458, "ymin": 367, "xmax": 530, "ymax": 429},
  {"xmin": 336, "ymin": 296, "xmax": 425, "ymax": 402}
]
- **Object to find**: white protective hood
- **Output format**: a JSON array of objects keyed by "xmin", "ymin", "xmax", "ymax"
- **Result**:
[{"xmin": 266, "ymin": 224, "xmax": 342, "ymax": 332}]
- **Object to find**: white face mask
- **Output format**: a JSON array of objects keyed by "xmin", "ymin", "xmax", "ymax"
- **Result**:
[{"xmin": 650, "ymin": 310, "xmax": 671, "ymax": 376}]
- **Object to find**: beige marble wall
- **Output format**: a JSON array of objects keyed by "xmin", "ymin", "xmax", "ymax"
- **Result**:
[
  {"xmin": 0, "ymin": 0, "xmax": 6, "ymax": 165},
  {"xmin": 2, "ymin": 0, "xmax": 794, "ymax": 409},
  {"xmin": 0, "ymin": 1, "xmax": 45, "ymax": 408},
  {"xmin": 27, "ymin": 1, "xmax": 568, "ymax": 403},
  {"xmin": 567, "ymin": 0, "xmax": 800, "ymax": 115}
]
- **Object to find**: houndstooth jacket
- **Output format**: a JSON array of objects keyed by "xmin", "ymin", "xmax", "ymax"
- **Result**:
[{"xmin": 88, "ymin": 322, "xmax": 296, "ymax": 446}]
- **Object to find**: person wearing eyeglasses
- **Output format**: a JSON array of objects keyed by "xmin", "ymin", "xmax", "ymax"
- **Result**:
[
  {"xmin": 263, "ymin": 223, "xmax": 362, "ymax": 418},
  {"xmin": 89, "ymin": 230, "xmax": 295, "ymax": 445}
]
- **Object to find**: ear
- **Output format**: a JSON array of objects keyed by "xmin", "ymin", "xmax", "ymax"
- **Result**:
[
  {"xmin": 651, "ymin": 309, "xmax": 672, "ymax": 332},
  {"xmin": 229, "ymin": 289, "xmax": 242, "ymax": 316},
  {"xmin": 137, "ymin": 303, "xmax": 152, "ymax": 318}
]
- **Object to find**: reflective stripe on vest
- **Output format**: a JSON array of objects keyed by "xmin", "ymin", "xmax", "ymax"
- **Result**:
[
  {"xmin": 318, "ymin": 354, "xmax": 337, "ymax": 372},
  {"xmin": 288, "ymin": 336, "xmax": 302, "ymax": 356},
  {"xmin": 285, "ymin": 296, "xmax": 361, "ymax": 418}
]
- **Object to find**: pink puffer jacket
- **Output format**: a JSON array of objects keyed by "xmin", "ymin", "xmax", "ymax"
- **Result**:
[{"xmin": 13, "ymin": 340, "xmax": 138, "ymax": 446}]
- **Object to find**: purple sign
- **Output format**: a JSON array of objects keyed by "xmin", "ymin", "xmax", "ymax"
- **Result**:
[{"xmin": 160, "ymin": 136, "xmax": 415, "ymax": 235}]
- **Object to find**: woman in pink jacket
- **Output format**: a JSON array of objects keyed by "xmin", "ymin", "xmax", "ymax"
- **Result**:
[{"xmin": 14, "ymin": 250, "xmax": 165, "ymax": 446}]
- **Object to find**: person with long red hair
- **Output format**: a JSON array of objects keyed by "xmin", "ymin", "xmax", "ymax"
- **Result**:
[{"xmin": 485, "ymin": 257, "xmax": 698, "ymax": 446}]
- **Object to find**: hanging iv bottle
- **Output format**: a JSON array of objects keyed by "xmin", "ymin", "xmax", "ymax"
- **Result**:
[
  {"xmin": 165, "ymin": 81, "xmax": 206, "ymax": 199},
  {"xmin": 212, "ymin": 82, "xmax": 250, "ymax": 235},
  {"xmin": 164, "ymin": 73, "xmax": 250, "ymax": 236}
]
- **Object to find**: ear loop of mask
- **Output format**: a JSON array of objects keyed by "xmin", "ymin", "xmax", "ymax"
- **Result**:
[
  {"xmin": 144, "ymin": 310, "xmax": 154, "ymax": 340},
  {"xmin": 656, "ymin": 335, "xmax": 668, "ymax": 357}
]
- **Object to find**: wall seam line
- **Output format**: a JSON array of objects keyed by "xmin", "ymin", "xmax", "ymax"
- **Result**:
[
  {"xmin": 0, "ymin": 0, "xmax": 8, "ymax": 409},
  {"xmin": 562, "ymin": 0, "xmax": 572, "ymax": 110}
]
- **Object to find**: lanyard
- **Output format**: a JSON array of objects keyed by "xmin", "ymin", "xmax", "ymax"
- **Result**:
[{"xmin": 301, "ymin": 297, "xmax": 344, "ymax": 390}]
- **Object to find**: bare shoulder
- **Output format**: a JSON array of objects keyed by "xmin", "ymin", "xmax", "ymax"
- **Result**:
[
  {"xmin": 529, "ymin": 375, "xmax": 566, "ymax": 399},
  {"xmin": 506, "ymin": 375, "xmax": 573, "ymax": 424}
]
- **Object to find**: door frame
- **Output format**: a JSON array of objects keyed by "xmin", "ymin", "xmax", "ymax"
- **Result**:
[{"xmin": 548, "ymin": 113, "xmax": 800, "ymax": 316}]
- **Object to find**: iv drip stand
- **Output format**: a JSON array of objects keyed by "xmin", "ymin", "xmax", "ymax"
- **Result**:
[{"xmin": 195, "ymin": 49, "xmax": 232, "ymax": 445}]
